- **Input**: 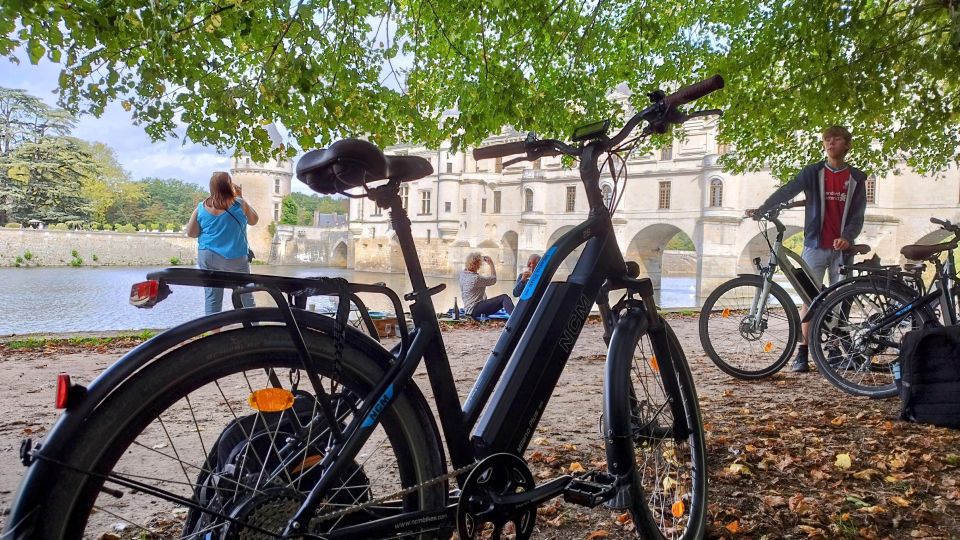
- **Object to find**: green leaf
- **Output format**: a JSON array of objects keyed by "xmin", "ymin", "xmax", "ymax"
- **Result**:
[{"xmin": 26, "ymin": 39, "xmax": 44, "ymax": 64}]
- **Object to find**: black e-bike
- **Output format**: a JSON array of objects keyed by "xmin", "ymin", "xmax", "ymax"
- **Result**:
[{"xmin": 4, "ymin": 76, "xmax": 724, "ymax": 540}]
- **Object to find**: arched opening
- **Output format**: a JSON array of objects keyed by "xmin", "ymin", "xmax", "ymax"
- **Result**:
[
  {"xmin": 524, "ymin": 189, "xmax": 534, "ymax": 213},
  {"xmin": 331, "ymin": 241, "xmax": 348, "ymax": 267},
  {"xmin": 500, "ymin": 231, "xmax": 519, "ymax": 276},
  {"xmin": 737, "ymin": 226, "xmax": 804, "ymax": 274},
  {"xmin": 709, "ymin": 177, "xmax": 723, "ymax": 207},
  {"xmin": 601, "ymin": 184, "xmax": 613, "ymax": 208},
  {"xmin": 626, "ymin": 224, "xmax": 697, "ymax": 306},
  {"xmin": 545, "ymin": 225, "xmax": 581, "ymax": 279}
]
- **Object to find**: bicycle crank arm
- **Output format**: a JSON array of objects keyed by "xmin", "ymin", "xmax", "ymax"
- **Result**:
[{"xmin": 493, "ymin": 475, "xmax": 572, "ymax": 513}]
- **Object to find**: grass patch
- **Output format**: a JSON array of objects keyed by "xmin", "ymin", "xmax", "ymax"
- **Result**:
[{"xmin": 5, "ymin": 330, "xmax": 158, "ymax": 350}]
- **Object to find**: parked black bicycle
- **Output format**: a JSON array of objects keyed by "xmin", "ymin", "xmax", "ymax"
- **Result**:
[
  {"xmin": 804, "ymin": 217, "xmax": 957, "ymax": 398},
  {"xmin": 698, "ymin": 200, "xmax": 872, "ymax": 379},
  {"xmin": 4, "ymin": 76, "xmax": 725, "ymax": 539}
]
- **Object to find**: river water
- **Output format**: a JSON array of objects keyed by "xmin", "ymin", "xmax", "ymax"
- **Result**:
[{"xmin": 0, "ymin": 265, "xmax": 698, "ymax": 336}]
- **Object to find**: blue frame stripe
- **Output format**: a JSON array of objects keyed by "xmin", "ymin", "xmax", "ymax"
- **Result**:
[
  {"xmin": 520, "ymin": 246, "xmax": 558, "ymax": 301},
  {"xmin": 361, "ymin": 384, "xmax": 394, "ymax": 428}
]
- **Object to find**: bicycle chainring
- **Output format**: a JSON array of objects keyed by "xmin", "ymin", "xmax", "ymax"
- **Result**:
[{"xmin": 456, "ymin": 453, "xmax": 537, "ymax": 540}]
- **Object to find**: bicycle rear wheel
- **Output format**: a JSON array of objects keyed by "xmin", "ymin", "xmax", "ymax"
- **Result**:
[
  {"xmin": 699, "ymin": 275, "xmax": 799, "ymax": 379},
  {"xmin": 809, "ymin": 281, "xmax": 934, "ymax": 398},
  {"xmin": 605, "ymin": 314, "xmax": 707, "ymax": 540},
  {"xmin": 8, "ymin": 319, "xmax": 446, "ymax": 539}
]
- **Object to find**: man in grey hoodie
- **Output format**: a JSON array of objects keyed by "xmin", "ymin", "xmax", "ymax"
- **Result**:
[{"xmin": 750, "ymin": 126, "xmax": 868, "ymax": 372}]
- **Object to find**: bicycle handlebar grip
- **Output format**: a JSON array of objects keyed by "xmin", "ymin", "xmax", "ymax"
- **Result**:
[
  {"xmin": 931, "ymin": 217, "xmax": 949, "ymax": 226},
  {"xmin": 662, "ymin": 75, "xmax": 725, "ymax": 108},
  {"xmin": 473, "ymin": 141, "xmax": 527, "ymax": 160}
]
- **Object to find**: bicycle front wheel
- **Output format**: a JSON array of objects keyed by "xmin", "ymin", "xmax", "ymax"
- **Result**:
[
  {"xmin": 699, "ymin": 275, "xmax": 799, "ymax": 379},
  {"xmin": 605, "ymin": 314, "xmax": 707, "ymax": 540},
  {"xmin": 9, "ymin": 319, "xmax": 446, "ymax": 539},
  {"xmin": 809, "ymin": 281, "xmax": 934, "ymax": 398}
]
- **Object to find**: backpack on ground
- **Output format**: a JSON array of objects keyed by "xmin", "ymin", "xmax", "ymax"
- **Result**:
[{"xmin": 898, "ymin": 325, "xmax": 960, "ymax": 429}]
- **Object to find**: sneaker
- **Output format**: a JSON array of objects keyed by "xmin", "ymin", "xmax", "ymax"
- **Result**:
[{"xmin": 790, "ymin": 349, "xmax": 810, "ymax": 373}]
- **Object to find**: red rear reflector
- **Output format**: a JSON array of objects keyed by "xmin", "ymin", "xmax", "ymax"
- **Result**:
[
  {"xmin": 130, "ymin": 280, "xmax": 160, "ymax": 308},
  {"xmin": 56, "ymin": 373, "xmax": 71, "ymax": 409}
]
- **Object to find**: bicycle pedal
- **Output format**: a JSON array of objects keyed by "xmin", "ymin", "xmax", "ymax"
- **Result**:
[{"xmin": 563, "ymin": 471, "xmax": 618, "ymax": 507}]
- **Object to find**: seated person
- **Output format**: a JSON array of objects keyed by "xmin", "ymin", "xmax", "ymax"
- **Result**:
[
  {"xmin": 513, "ymin": 253, "xmax": 542, "ymax": 297},
  {"xmin": 459, "ymin": 252, "xmax": 514, "ymax": 318}
]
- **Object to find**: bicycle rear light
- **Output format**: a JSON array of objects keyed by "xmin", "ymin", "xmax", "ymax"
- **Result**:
[
  {"xmin": 129, "ymin": 280, "xmax": 170, "ymax": 308},
  {"xmin": 248, "ymin": 388, "xmax": 295, "ymax": 412},
  {"xmin": 55, "ymin": 373, "xmax": 86, "ymax": 409}
]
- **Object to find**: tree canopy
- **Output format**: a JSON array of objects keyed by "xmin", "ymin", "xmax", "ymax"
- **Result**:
[{"xmin": 4, "ymin": 1, "xmax": 959, "ymax": 180}]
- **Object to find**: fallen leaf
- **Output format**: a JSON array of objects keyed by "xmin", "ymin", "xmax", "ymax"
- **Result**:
[
  {"xmin": 763, "ymin": 495, "xmax": 787, "ymax": 508},
  {"xmin": 890, "ymin": 496, "xmax": 910, "ymax": 507},
  {"xmin": 725, "ymin": 520, "xmax": 740, "ymax": 533},
  {"xmin": 830, "ymin": 415, "xmax": 847, "ymax": 426},
  {"xmin": 853, "ymin": 469, "xmax": 878, "ymax": 480},
  {"xmin": 616, "ymin": 512, "xmax": 632, "ymax": 524},
  {"xmin": 728, "ymin": 463, "xmax": 751, "ymax": 476},
  {"xmin": 569, "ymin": 461, "xmax": 585, "ymax": 473},
  {"xmin": 533, "ymin": 437, "xmax": 550, "ymax": 446},
  {"xmin": 835, "ymin": 453, "xmax": 852, "ymax": 470},
  {"xmin": 586, "ymin": 530, "xmax": 609, "ymax": 539}
]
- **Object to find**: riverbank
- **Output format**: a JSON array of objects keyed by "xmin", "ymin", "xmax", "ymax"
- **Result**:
[{"xmin": 1, "ymin": 317, "xmax": 957, "ymax": 538}]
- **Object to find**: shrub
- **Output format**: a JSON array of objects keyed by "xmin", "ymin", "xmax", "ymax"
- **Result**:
[
  {"xmin": 90, "ymin": 222, "xmax": 101, "ymax": 230},
  {"xmin": 15, "ymin": 255, "xmax": 23, "ymax": 265},
  {"xmin": 5, "ymin": 223, "xmax": 21, "ymax": 228},
  {"xmin": 137, "ymin": 223, "xmax": 147, "ymax": 231},
  {"xmin": 116, "ymin": 224, "xmax": 136, "ymax": 233},
  {"xmin": 166, "ymin": 222, "xmax": 180, "ymax": 232},
  {"xmin": 52, "ymin": 223, "xmax": 68, "ymax": 230},
  {"xmin": 91, "ymin": 254, "xmax": 99, "ymax": 262},
  {"xmin": 170, "ymin": 256, "xmax": 182, "ymax": 265},
  {"xmin": 23, "ymin": 251, "xmax": 32, "ymax": 261},
  {"xmin": 69, "ymin": 256, "xmax": 83, "ymax": 267},
  {"xmin": 150, "ymin": 223, "xmax": 160, "ymax": 232}
]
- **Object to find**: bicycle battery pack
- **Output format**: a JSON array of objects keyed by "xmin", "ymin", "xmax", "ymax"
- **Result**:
[{"xmin": 472, "ymin": 280, "xmax": 593, "ymax": 456}]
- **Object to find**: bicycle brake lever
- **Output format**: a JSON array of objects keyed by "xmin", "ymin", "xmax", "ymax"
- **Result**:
[{"xmin": 502, "ymin": 156, "xmax": 527, "ymax": 167}]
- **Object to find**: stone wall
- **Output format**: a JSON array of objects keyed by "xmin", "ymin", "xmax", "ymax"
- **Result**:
[
  {"xmin": 352, "ymin": 237, "xmax": 458, "ymax": 276},
  {"xmin": 272, "ymin": 225, "xmax": 351, "ymax": 266},
  {"xmin": 0, "ymin": 229, "xmax": 197, "ymax": 267}
]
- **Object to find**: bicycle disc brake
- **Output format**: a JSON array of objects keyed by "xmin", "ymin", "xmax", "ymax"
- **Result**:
[{"xmin": 456, "ymin": 453, "xmax": 536, "ymax": 540}]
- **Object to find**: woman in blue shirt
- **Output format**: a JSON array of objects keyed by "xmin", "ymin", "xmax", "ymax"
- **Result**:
[{"xmin": 186, "ymin": 171, "xmax": 260, "ymax": 314}]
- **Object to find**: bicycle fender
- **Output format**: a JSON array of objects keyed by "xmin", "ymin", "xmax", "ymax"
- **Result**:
[{"xmin": 802, "ymin": 276, "xmax": 920, "ymax": 323}]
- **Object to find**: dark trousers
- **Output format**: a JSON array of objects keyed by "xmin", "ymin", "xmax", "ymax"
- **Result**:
[{"xmin": 472, "ymin": 294, "xmax": 515, "ymax": 317}]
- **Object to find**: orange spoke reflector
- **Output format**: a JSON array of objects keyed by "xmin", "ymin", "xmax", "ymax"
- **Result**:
[
  {"xmin": 763, "ymin": 342, "xmax": 774, "ymax": 353},
  {"xmin": 248, "ymin": 388, "xmax": 294, "ymax": 412},
  {"xmin": 649, "ymin": 355, "xmax": 659, "ymax": 372},
  {"xmin": 721, "ymin": 308, "xmax": 731, "ymax": 318},
  {"xmin": 671, "ymin": 500, "xmax": 685, "ymax": 518},
  {"xmin": 290, "ymin": 454, "xmax": 324, "ymax": 474}
]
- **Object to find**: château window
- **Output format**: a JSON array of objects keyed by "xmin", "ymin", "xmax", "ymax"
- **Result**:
[
  {"xmin": 660, "ymin": 146, "xmax": 673, "ymax": 161},
  {"xmin": 533, "ymin": 158, "xmax": 541, "ymax": 170},
  {"xmin": 481, "ymin": 198, "xmax": 487, "ymax": 213},
  {"xmin": 445, "ymin": 201, "xmax": 452, "ymax": 213},
  {"xmin": 462, "ymin": 198, "xmax": 467, "ymax": 212},
  {"xmin": 865, "ymin": 176, "xmax": 877, "ymax": 205},
  {"xmin": 273, "ymin": 203, "xmax": 280, "ymax": 221},
  {"xmin": 420, "ymin": 190, "xmax": 432, "ymax": 215},
  {"xmin": 274, "ymin": 178, "xmax": 280, "ymax": 194},
  {"xmin": 372, "ymin": 204, "xmax": 382, "ymax": 216},
  {"xmin": 495, "ymin": 157, "xmax": 503, "ymax": 174},
  {"xmin": 658, "ymin": 181, "xmax": 671, "ymax": 209},
  {"xmin": 709, "ymin": 178, "xmax": 723, "ymax": 207},
  {"xmin": 446, "ymin": 162, "xmax": 453, "ymax": 173},
  {"xmin": 565, "ymin": 186, "xmax": 576, "ymax": 212},
  {"xmin": 524, "ymin": 189, "xmax": 534, "ymax": 212},
  {"xmin": 401, "ymin": 185, "xmax": 409, "ymax": 210},
  {"xmin": 717, "ymin": 142, "xmax": 730, "ymax": 155},
  {"xmin": 601, "ymin": 185, "xmax": 613, "ymax": 208},
  {"xmin": 493, "ymin": 191, "xmax": 502, "ymax": 213}
]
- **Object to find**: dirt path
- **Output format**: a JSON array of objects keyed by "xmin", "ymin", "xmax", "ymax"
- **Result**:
[{"xmin": 1, "ymin": 317, "xmax": 958, "ymax": 539}]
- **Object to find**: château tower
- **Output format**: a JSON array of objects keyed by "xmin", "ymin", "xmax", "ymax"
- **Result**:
[{"xmin": 229, "ymin": 124, "xmax": 293, "ymax": 259}]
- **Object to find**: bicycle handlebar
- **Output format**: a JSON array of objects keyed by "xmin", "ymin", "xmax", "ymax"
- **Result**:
[
  {"xmin": 662, "ymin": 75, "xmax": 725, "ymax": 108},
  {"xmin": 931, "ymin": 217, "xmax": 960, "ymax": 233},
  {"xmin": 473, "ymin": 140, "xmax": 528, "ymax": 160},
  {"xmin": 472, "ymin": 75, "xmax": 725, "ymax": 163}
]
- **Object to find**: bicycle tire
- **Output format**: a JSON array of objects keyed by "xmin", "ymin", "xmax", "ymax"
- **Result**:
[
  {"xmin": 605, "ymin": 314, "xmax": 707, "ymax": 540},
  {"xmin": 7, "ymin": 321, "xmax": 446, "ymax": 539},
  {"xmin": 699, "ymin": 275, "xmax": 799, "ymax": 379},
  {"xmin": 808, "ymin": 280, "xmax": 935, "ymax": 398}
]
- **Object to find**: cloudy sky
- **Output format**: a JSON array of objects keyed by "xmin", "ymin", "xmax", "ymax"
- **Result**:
[{"xmin": 1, "ymin": 56, "xmax": 316, "ymax": 193}]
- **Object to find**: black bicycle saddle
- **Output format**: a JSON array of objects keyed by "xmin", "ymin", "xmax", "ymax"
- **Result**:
[
  {"xmin": 297, "ymin": 138, "xmax": 433, "ymax": 194},
  {"xmin": 900, "ymin": 241, "xmax": 958, "ymax": 261}
]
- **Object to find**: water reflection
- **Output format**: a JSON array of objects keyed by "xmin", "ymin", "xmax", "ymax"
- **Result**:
[{"xmin": 0, "ymin": 265, "xmax": 698, "ymax": 335}]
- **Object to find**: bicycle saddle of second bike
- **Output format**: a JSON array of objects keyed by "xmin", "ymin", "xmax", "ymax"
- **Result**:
[{"xmin": 297, "ymin": 138, "xmax": 433, "ymax": 194}]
